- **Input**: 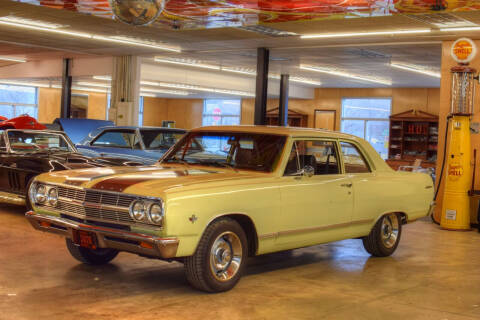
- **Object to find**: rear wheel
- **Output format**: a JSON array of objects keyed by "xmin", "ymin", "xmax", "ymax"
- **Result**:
[
  {"xmin": 66, "ymin": 239, "xmax": 119, "ymax": 265},
  {"xmin": 362, "ymin": 213, "xmax": 402, "ymax": 257},
  {"xmin": 184, "ymin": 218, "xmax": 248, "ymax": 292}
]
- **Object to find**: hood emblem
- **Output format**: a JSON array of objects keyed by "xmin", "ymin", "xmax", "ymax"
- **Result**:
[{"xmin": 189, "ymin": 214, "xmax": 198, "ymax": 224}]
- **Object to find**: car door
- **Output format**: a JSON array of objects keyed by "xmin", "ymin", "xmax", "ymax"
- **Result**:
[
  {"xmin": 277, "ymin": 138, "xmax": 353, "ymax": 250},
  {"xmin": 338, "ymin": 141, "xmax": 381, "ymax": 237},
  {"xmin": 0, "ymin": 132, "xmax": 11, "ymax": 192}
]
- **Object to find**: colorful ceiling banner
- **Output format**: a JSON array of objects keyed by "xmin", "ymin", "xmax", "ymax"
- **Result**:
[{"xmin": 13, "ymin": 1, "xmax": 480, "ymax": 29}]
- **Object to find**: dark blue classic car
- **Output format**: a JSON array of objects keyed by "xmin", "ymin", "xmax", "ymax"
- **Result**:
[{"xmin": 76, "ymin": 126, "xmax": 186, "ymax": 165}]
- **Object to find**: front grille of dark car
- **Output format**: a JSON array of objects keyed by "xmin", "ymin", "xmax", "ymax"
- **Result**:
[{"xmin": 47, "ymin": 186, "xmax": 137, "ymax": 226}]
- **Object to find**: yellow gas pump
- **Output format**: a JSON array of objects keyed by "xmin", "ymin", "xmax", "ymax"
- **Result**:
[{"xmin": 440, "ymin": 39, "xmax": 477, "ymax": 230}]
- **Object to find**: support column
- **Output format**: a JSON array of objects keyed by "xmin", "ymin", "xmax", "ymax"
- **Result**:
[
  {"xmin": 109, "ymin": 56, "xmax": 141, "ymax": 126},
  {"xmin": 278, "ymin": 74, "xmax": 289, "ymax": 126},
  {"xmin": 60, "ymin": 58, "xmax": 72, "ymax": 119},
  {"xmin": 254, "ymin": 47, "xmax": 269, "ymax": 125}
]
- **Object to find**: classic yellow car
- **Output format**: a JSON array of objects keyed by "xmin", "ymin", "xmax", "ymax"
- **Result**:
[{"xmin": 26, "ymin": 126, "xmax": 434, "ymax": 292}]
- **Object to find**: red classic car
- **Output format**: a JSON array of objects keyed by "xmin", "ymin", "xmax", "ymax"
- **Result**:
[{"xmin": 0, "ymin": 115, "xmax": 46, "ymax": 130}]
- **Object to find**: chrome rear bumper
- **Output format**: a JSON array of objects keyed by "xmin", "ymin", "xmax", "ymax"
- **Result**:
[{"xmin": 25, "ymin": 211, "xmax": 178, "ymax": 259}]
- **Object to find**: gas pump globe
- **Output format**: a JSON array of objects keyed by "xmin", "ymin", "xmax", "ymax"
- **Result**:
[{"xmin": 440, "ymin": 39, "xmax": 477, "ymax": 230}]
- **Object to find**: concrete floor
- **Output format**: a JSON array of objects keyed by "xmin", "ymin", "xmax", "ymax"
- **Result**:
[{"xmin": 1, "ymin": 205, "xmax": 480, "ymax": 320}]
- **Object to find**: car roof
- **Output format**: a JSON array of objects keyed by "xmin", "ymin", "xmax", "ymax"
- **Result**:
[
  {"xmin": 98, "ymin": 126, "xmax": 186, "ymax": 132},
  {"xmin": 192, "ymin": 125, "xmax": 358, "ymax": 140}
]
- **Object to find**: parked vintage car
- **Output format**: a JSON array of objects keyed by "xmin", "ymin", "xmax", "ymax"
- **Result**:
[
  {"xmin": 0, "ymin": 129, "xmax": 141, "ymax": 208},
  {"xmin": 0, "ymin": 115, "xmax": 46, "ymax": 130},
  {"xmin": 26, "ymin": 126, "xmax": 434, "ymax": 292},
  {"xmin": 76, "ymin": 126, "xmax": 186, "ymax": 165}
]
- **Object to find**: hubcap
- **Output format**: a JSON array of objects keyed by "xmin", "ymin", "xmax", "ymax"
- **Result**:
[
  {"xmin": 210, "ymin": 231, "xmax": 242, "ymax": 282},
  {"xmin": 381, "ymin": 213, "xmax": 399, "ymax": 249}
]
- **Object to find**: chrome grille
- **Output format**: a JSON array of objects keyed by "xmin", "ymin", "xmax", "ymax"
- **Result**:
[
  {"xmin": 53, "ymin": 186, "xmax": 137, "ymax": 225},
  {"xmin": 58, "ymin": 186, "xmax": 85, "ymax": 202}
]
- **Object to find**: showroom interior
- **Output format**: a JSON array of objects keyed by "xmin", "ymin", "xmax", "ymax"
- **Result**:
[{"xmin": 1, "ymin": 0, "xmax": 480, "ymax": 319}]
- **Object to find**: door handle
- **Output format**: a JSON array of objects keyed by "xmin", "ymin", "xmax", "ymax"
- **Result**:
[{"xmin": 340, "ymin": 183, "xmax": 352, "ymax": 188}]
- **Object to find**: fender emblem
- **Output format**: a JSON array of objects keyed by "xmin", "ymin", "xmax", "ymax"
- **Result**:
[{"xmin": 189, "ymin": 214, "xmax": 198, "ymax": 223}]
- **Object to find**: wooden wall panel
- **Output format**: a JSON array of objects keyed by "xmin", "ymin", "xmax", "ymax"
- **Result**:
[
  {"xmin": 85, "ymin": 92, "xmax": 107, "ymax": 120},
  {"xmin": 38, "ymin": 88, "xmax": 61, "ymax": 123}
]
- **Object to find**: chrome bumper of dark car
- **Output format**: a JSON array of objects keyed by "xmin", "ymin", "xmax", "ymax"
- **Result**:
[
  {"xmin": 25, "ymin": 211, "xmax": 178, "ymax": 259},
  {"xmin": 0, "ymin": 191, "xmax": 25, "ymax": 205}
]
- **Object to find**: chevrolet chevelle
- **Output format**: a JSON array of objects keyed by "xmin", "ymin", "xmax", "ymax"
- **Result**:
[{"xmin": 26, "ymin": 126, "xmax": 434, "ymax": 292}]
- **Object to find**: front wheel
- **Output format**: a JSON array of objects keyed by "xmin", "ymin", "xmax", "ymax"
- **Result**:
[
  {"xmin": 184, "ymin": 218, "xmax": 248, "ymax": 292},
  {"xmin": 66, "ymin": 239, "xmax": 119, "ymax": 265},
  {"xmin": 362, "ymin": 213, "xmax": 402, "ymax": 257}
]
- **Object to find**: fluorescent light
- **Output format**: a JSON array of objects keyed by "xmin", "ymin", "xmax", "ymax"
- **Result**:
[
  {"xmin": 289, "ymin": 77, "xmax": 322, "ymax": 86},
  {"xmin": 140, "ymin": 93, "xmax": 157, "ymax": 97},
  {"xmin": 301, "ymin": 29, "xmax": 431, "ymax": 39},
  {"xmin": 0, "ymin": 56, "xmax": 26, "ymax": 63},
  {"xmin": 390, "ymin": 63, "xmax": 441, "ymax": 78},
  {"xmin": 154, "ymin": 58, "xmax": 219, "ymax": 69},
  {"xmin": 0, "ymin": 16, "xmax": 64, "ymax": 29},
  {"xmin": 0, "ymin": 80, "xmax": 50, "ymax": 88},
  {"xmin": 93, "ymin": 75, "xmax": 112, "ymax": 81},
  {"xmin": 439, "ymin": 26, "xmax": 480, "ymax": 32},
  {"xmin": 0, "ymin": 19, "xmax": 180, "ymax": 52},
  {"xmin": 95, "ymin": 36, "xmax": 180, "ymax": 52},
  {"xmin": 77, "ymin": 82, "xmax": 111, "ymax": 88},
  {"xmin": 221, "ymin": 67, "xmax": 257, "ymax": 75},
  {"xmin": 300, "ymin": 65, "xmax": 391, "ymax": 85},
  {"xmin": 72, "ymin": 86, "xmax": 108, "ymax": 93},
  {"xmin": 142, "ymin": 80, "xmax": 255, "ymax": 97},
  {"xmin": 140, "ymin": 87, "xmax": 189, "ymax": 96}
]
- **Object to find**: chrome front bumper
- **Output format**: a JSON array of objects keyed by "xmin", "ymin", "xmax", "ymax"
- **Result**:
[
  {"xmin": 427, "ymin": 201, "xmax": 436, "ymax": 217},
  {"xmin": 25, "ymin": 211, "xmax": 179, "ymax": 259}
]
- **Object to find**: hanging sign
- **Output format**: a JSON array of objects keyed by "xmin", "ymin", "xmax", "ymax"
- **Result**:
[{"xmin": 451, "ymin": 38, "xmax": 477, "ymax": 64}]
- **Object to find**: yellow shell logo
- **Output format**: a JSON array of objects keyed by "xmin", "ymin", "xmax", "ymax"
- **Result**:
[
  {"xmin": 451, "ymin": 38, "xmax": 477, "ymax": 63},
  {"xmin": 448, "ymin": 163, "xmax": 464, "ymax": 180}
]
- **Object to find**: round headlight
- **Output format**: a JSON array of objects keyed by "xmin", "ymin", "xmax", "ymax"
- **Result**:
[
  {"xmin": 130, "ymin": 201, "xmax": 146, "ymax": 221},
  {"xmin": 47, "ymin": 187, "xmax": 58, "ymax": 206},
  {"xmin": 35, "ymin": 184, "xmax": 47, "ymax": 204},
  {"xmin": 148, "ymin": 203, "xmax": 164, "ymax": 224}
]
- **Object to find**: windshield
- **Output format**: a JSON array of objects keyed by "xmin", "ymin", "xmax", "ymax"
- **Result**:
[
  {"xmin": 140, "ymin": 129, "xmax": 185, "ymax": 150},
  {"xmin": 162, "ymin": 132, "xmax": 287, "ymax": 172},
  {"xmin": 7, "ymin": 131, "xmax": 74, "ymax": 153}
]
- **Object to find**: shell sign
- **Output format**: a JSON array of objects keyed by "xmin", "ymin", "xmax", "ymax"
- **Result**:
[{"xmin": 451, "ymin": 38, "xmax": 477, "ymax": 64}]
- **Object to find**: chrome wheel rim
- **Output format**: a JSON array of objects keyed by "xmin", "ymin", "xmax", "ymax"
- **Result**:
[
  {"xmin": 381, "ymin": 214, "xmax": 399, "ymax": 249},
  {"xmin": 210, "ymin": 231, "xmax": 243, "ymax": 282}
]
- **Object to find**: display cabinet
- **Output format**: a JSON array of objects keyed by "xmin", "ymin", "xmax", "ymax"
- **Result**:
[
  {"xmin": 386, "ymin": 109, "xmax": 438, "ymax": 170},
  {"xmin": 265, "ymin": 108, "xmax": 308, "ymax": 127}
]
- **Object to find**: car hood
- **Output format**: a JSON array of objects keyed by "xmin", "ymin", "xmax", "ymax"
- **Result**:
[
  {"xmin": 40, "ymin": 164, "xmax": 265, "ymax": 196},
  {"xmin": 30, "ymin": 152, "xmax": 138, "ymax": 170}
]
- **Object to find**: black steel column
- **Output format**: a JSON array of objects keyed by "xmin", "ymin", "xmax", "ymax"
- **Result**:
[
  {"xmin": 254, "ymin": 47, "xmax": 269, "ymax": 125},
  {"xmin": 60, "ymin": 58, "xmax": 72, "ymax": 119},
  {"xmin": 278, "ymin": 74, "xmax": 289, "ymax": 126}
]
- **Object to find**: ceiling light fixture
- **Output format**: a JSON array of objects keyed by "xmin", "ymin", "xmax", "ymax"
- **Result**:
[
  {"xmin": 140, "ymin": 87, "xmax": 190, "ymax": 96},
  {"xmin": 439, "ymin": 26, "xmax": 480, "ymax": 32},
  {"xmin": 154, "ymin": 58, "xmax": 220, "ymax": 70},
  {"xmin": 140, "ymin": 93, "xmax": 157, "ymax": 97},
  {"xmin": 77, "ymin": 82, "xmax": 111, "ymax": 88},
  {"xmin": 390, "ymin": 62, "xmax": 441, "ymax": 78},
  {"xmin": 71, "ymin": 86, "xmax": 108, "ymax": 93},
  {"xmin": 0, "ymin": 56, "xmax": 26, "ymax": 63},
  {"xmin": 143, "ymin": 80, "xmax": 255, "ymax": 97},
  {"xmin": 0, "ymin": 16, "xmax": 64, "ymax": 29},
  {"xmin": 300, "ymin": 65, "xmax": 391, "ymax": 85},
  {"xmin": 93, "ymin": 75, "xmax": 112, "ymax": 81},
  {"xmin": 221, "ymin": 67, "xmax": 257, "ymax": 75},
  {"xmin": 0, "ymin": 19, "xmax": 180, "ymax": 52},
  {"xmin": 0, "ymin": 80, "xmax": 50, "ymax": 88},
  {"xmin": 301, "ymin": 29, "xmax": 431, "ymax": 39}
]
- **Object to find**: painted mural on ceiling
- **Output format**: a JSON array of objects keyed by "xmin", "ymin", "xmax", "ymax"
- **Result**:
[{"xmin": 14, "ymin": 1, "xmax": 480, "ymax": 29}]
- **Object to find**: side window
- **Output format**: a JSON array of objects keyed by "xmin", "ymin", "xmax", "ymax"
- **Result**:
[
  {"xmin": 340, "ymin": 142, "xmax": 370, "ymax": 173},
  {"xmin": 0, "ymin": 134, "xmax": 6, "ymax": 152},
  {"xmin": 284, "ymin": 140, "xmax": 339, "ymax": 176},
  {"xmin": 92, "ymin": 131, "xmax": 138, "ymax": 149}
]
